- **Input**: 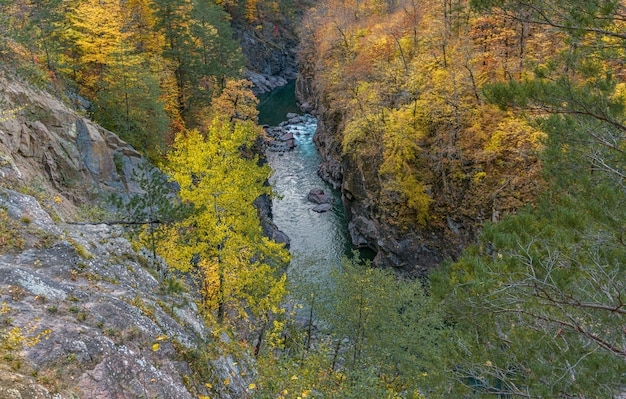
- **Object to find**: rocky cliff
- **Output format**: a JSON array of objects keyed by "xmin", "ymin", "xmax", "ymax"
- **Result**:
[
  {"xmin": 0, "ymin": 68, "xmax": 144, "ymax": 211},
  {"xmin": 305, "ymin": 94, "xmax": 449, "ymax": 275},
  {"xmin": 0, "ymin": 70, "xmax": 253, "ymax": 398},
  {"xmin": 235, "ymin": 22, "xmax": 299, "ymax": 94}
]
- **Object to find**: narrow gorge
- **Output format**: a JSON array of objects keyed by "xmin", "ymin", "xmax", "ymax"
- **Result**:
[{"xmin": 1, "ymin": 0, "xmax": 624, "ymax": 397}]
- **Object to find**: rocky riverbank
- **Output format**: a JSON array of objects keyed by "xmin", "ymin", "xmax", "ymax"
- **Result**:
[
  {"xmin": 234, "ymin": 20, "xmax": 299, "ymax": 94},
  {"xmin": 263, "ymin": 113, "xmax": 315, "ymax": 153}
]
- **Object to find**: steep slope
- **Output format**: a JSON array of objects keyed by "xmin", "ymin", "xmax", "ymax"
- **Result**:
[
  {"xmin": 0, "ymin": 71, "xmax": 253, "ymax": 398},
  {"xmin": 229, "ymin": 1, "xmax": 312, "ymax": 93},
  {"xmin": 297, "ymin": 0, "xmax": 547, "ymax": 274},
  {"xmin": 0, "ymin": 68, "xmax": 143, "ymax": 211}
]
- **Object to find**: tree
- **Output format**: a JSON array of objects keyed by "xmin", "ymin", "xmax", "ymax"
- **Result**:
[
  {"xmin": 433, "ymin": 189, "xmax": 626, "ymax": 397},
  {"xmin": 162, "ymin": 119, "xmax": 289, "ymax": 325},
  {"xmin": 430, "ymin": 1, "xmax": 626, "ymax": 396},
  {"xmin": 152, "ymin": 0, "xmax": 194, "ymax": 114},
  {"xmin": 255, "ymin": 255, "xmax": 448, "ymax": 398},
  {"xmin": 109, "ymin": 160, "xmax": 189, "ymax": 279},
  {"xmin": 210, "ymin": 79, "xmax": 259, "ymax": 123},
  {"xmin": 92, "ymin": 45, "xmax": 169, "ymax": 160},
  {"xmin": 152, "ymin": 0, "xmax": 244, "ymax": 122},
  {"xmin": 63, "ymin": 0, "xmax": 129, "ymax": 93},
  {"xmin": 188, "ymin": 0, "xmax": 244, "ymax": 112},
  {"xmin": 0, "ymin": 0, "xmax": 64, "ymax": 80}
]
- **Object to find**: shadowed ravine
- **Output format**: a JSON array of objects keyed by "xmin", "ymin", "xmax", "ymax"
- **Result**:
[
  {"xmin": 266, "ymin": 117, "xmax": 352, "ymax": 280},
  {"xmin": 258, "ymin": 84, "xmax": 353, "ymax": 282}
]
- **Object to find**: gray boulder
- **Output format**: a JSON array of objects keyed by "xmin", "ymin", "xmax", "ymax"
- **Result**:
[
  {"xmin": 312, "ymin": 203, "xmax": 332, "ymax": 213},
  {"xmin": 307, "ymin": 188, "xmax": 332, "ymax": 204}
]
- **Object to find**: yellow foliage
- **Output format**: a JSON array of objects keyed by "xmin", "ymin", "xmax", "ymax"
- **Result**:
[
  {"xmin": 163, "ymin": 119, "xmax": 289, "ymax": 322},
  {"xmin": 211, "ymin": 79, "xmax": 259, "ymax": 122},
  {"xmin": 1, "ymin": 302, "xmax": 51, "ymax": 355},
  {"xmin": 0, "ymin": 105, "xmax": 27, "ymax": 123},
  {"xmin": 485, "ymin": 113, "xmax": 545, "ymax": 154},
  {"xmin": 379, "ymin": 106, "xmax": 431, "ymax": 224}
]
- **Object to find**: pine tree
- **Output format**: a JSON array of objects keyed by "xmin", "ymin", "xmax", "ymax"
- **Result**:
[
  {"xmin": 188, "ymin": 0, "xmax": 245, "ymax": 110},
  {"xmin": 431, "ymin": 1, "xmax": 626, "ymax": 396}
]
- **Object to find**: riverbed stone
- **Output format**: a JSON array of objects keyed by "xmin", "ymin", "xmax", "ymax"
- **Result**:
[
  {"xmin": 307, "ymin": 188, "xmax": 332, "ymax": 204},
  {"xmin": 312, "ymin": 203, "xmax": 332, "ymax": 213},
  {"xmin": 279, "ymin": 132, "xmax": 293, "ymax": 141}
]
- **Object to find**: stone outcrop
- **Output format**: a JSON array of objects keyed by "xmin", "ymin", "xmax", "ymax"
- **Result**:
[
  {"xmin": 255, "ymin": 194, "xmax": 291, "ymax": 248},
  {"xmin": 236, "ymin": 23, "xmax": 299, "ymax": 94},
  {"xmin": 263, "ymin": 114, "xmax": 315, "ymax": 153},
  {"xmin": 0, "ymin": 187, "xmax": 254, "ymax": 398},
  {"xmin": 311, "ymin": 107, "xmax": 345, "ymax": 191},
  {"xmin": 0, "ymin": 69, "xmax": 143, "ymax": 211},
  {"xmin": 0, "ymin": 71, "xmax": 256, "ymax": 398},
  {"xmin": 306, "ymin": 188, "xmax": 332, "ymax": 205}
]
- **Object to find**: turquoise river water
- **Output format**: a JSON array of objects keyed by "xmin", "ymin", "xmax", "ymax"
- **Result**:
[{"xmin": 258, "ymin": 82, "xmax": 353, "ymax": 281}]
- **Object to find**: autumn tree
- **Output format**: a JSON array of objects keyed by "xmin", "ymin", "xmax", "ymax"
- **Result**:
[
  {"xmin": 62, "ymin": 0, "xmax": 130, "ymax": 93},
  {"xmin": 0, "ymin": 0, "xmax": 65, "ymax": 82},
  {"xmin": 430, "ymin": 0, "xmax": 626, "ymax": 396},
  {"xmin": 211, "ymin": 79, "xmax": 259, "ymax": 122},
  {"xmin": 152, "ymin": 0, "xmax": 243, "ymax": 123},
  {"xmin": 161, "ymin": 119, "xmax": 288, "ymax": 326}
]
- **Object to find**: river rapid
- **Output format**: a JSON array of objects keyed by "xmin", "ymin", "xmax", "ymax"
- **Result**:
[
  {"xmin": 265, "ymin": 117, "xmax": 353, "ymax": 281},
  {"xmin": 258, "ymin": 82, "xmax": 353, "ymax": 282}
]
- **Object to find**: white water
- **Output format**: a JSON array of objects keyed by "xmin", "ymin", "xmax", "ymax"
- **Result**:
[{"xmin": 266, "ymin": 116, "xmax": 352, "ymax": 283}]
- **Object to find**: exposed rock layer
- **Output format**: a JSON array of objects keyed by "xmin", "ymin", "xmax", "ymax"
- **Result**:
[
  {"xmin": 0, "ymin": 69, "xmax": 143, "ymax": 210},
  {"xmin": 0, "ymin": 71, "xmax": 253, "ymax": 398},
  {"xmin": 236, "ymin": 23, "xmax": 299, "ymax": 94}
]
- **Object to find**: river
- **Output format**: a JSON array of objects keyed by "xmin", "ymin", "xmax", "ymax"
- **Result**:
[{"xmin": 258, "ymin": 82, "xmax": 353, "ymax": 282}]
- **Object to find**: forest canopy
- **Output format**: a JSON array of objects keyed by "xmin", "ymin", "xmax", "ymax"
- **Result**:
[{"xmin": 0, "ymin": 0, "xmax": 624, "ymax": 397}]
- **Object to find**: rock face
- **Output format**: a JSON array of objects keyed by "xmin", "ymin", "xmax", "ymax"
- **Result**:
[
  {"xmin": 0, "ymin": 71, "xmax": 255, "ymax": 398},
  {"xmin": 0, "ymin": 69, "xmax": 143, "ymax": 209},
  {"xmin": 307, "ymin": 188, "xmax": 332, "ymax": 204},
  {"xmin": 311, "ymin": 108, "xmax": 345, "ymax": 191},
  {"xmin": 236, "ymin": 23, "xmax": 299, "ymax": 94},
  {"xmin": 255, "ymin": 194, "xmax": 291, "ymax": 248},
  {"xmin": 0, "ymin": 188, "xmax": 254, "ymax": 399}
]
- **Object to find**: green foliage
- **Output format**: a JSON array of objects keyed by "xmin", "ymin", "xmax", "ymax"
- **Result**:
[
  {"xmin": 256, "ymin": 255, "xmax": 447, "ymax": 398},
  {"xmin": 188, "ymin": 0, "xmax": 245, "ymax": 106},
  {"xmin": 92, "ymin": 54, "xmax": 169, "ymax": 160},
  {"xmin": 432, "ymin": 2, "xmax": 626, "ymax": 395},
  {"xmin": 434, "ymin": 191, "xmax": 626, "ymax": 397},
  {"xmin": 152, "ymin": 0, "xmax": 244, "ymax": 120},
  {"xmin": 109, "ymin": 160, "xmax": 189, "ymax": 277}
]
